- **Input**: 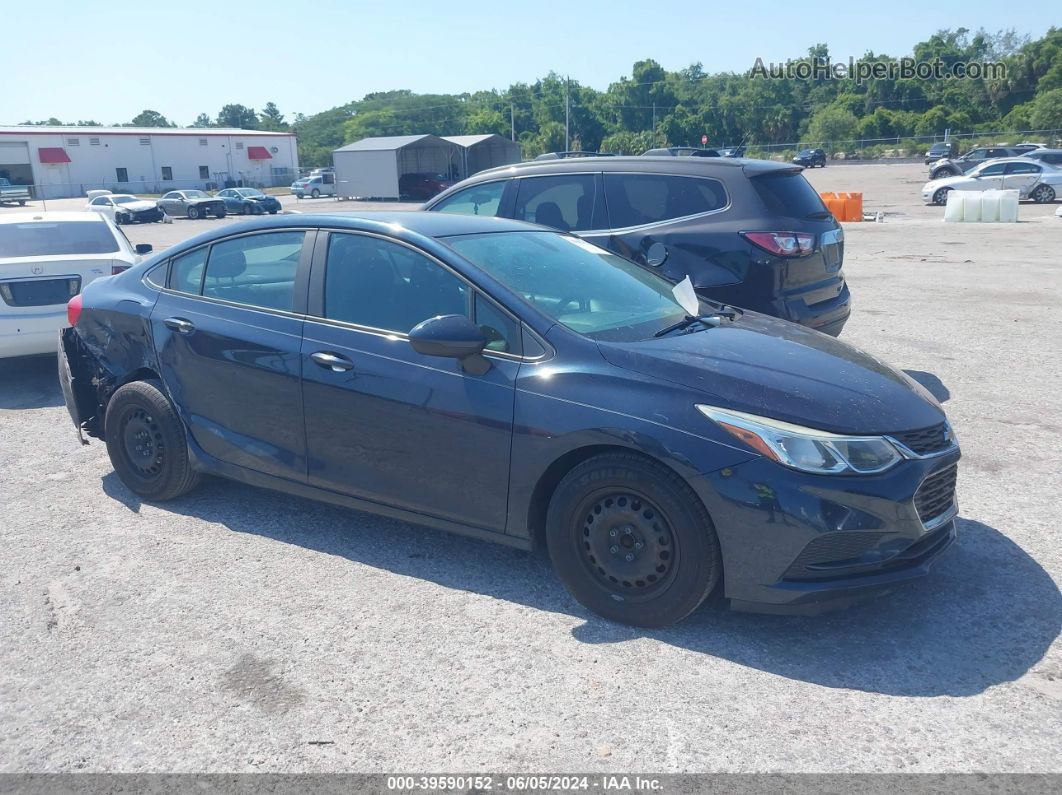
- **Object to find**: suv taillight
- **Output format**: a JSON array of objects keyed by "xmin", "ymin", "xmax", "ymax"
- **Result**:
[
  {"xmin": 741, "ymin": 231, "xmax": 815, "ymax": 257},
  {"xmin": 67, "ymin": 294, "xmax": 83, "ymax": 327}
]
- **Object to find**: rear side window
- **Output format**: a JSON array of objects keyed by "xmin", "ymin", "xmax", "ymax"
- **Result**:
[
  {"xmin": 1005, "ymin": 162, "xmax": 1040, "ymax": 174},
  {"xmin": 432, "ymin": 181, "xmax": 506, "ymax": 217},
  {"xmin": 0, "ymin": 221, "xmax": 119, "ymax": 257},
  {"xmin": 604, "ymin": 174, "xmax": 727, "ymax": 229},
  {"xmin": 201, "ymin": 232, "xmax": 305, "ymax": 311},
  {"xmin": 513, "ymin": 174, "xmax": 599, "ymax": 232},
  {"xmin": 751, "ymin": 172, "xmax": 829, "ymax": 219},
  {"xmin": 169, "ymin": 248, "xmax": 208, "ymax": 293}
]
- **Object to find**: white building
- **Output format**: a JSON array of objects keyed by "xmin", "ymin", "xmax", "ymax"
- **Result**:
[{"xmin": 0, "ymin": 125, "xmax": 299, "ymax": 199}]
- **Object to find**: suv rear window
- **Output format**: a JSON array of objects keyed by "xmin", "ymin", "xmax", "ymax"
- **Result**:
[
  {"xmin": 751, "ymin": 172, "xmax": 829, "ymax": 219},
  {"xmin": 603, "ymin": 174, "xmax": 727, "ymax": 228},
  {"xmin": 0, "ymin": 220, "xmax": 119, "ymax": 257}
]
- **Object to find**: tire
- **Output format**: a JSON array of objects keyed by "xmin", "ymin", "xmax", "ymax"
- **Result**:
[
  {"xmin": 114, "ymin": 213, "xmax": 124, "ymax": 225},
  {"xmin": 18, "ymin": 199, "xmax": 26, "ymax": 206},
  {"xmin": 932, "ymin": 168, "xmax": 957, "ymax": 179},
  {"xmin": 216, "ymin": 208, "xmax": 226, "ymax": 219},
  {"xmin": 545, "ymin": 453, "xmax": 721, "ymax": 628},
  {"xmin": 104, "ymin": 380, "xmax": 199, "ymax": 501},
  {"xmin": 932, "ymin": 187, "xmax": 951, "ymax": 206},
  {"xmin": 1030, "ymin": 184, "xmax": 1056, "ymax": 204},
  {"xmin": 186, "ymin": 205, "xmax": 200, "ymax": 220},
  {"xmin": 268, "ymin": 209, "xmax": 278, "ymax": 214},
  {"xmin": 311, "ymin": 188, "xmax": 320, "ymax": 198},
  {"xmin": 244, "ymin": 202, "xmax": 255, "ymax": 215}
]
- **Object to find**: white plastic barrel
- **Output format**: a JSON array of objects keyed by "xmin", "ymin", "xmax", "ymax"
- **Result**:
[
  {"xmin": 998, "ymin": 190, "xmax": 1019, "ymax": 223},
  {"xmin": 943, "ymin": 190, "xmax": 965, "ymax": 222},
  {"xmin": 961, "ymin": 191, "xmax": 982, "ymax": 223},
  {"xmin": 981, "ymin": 190, "xmax": 1001, "ymax": 223}
]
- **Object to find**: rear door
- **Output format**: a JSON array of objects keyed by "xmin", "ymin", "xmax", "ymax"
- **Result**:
[
  {"xmin": 1003, "ymin": 161, "xmax": 1041, "ymax": 197},
  {"xmin": 150, "ymin": 229, "xmax": 313, "ymax": 480},
  {"xmin": 300, "ymin": 230, "xmax": 518, "ymax": 530}
]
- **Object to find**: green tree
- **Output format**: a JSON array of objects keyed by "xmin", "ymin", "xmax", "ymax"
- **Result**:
[
  {"xmin": 806, "ymin": 106, "xmax": 859, "ymax": 146},
  {"xmin": 128, "ymin": 109, "xmax": 174, "ymax": 127},
  {"xmin": 191, "ymin": 113, "xmax": 214, "ymax": 128},
  {"xmin": 259, "ymin": 102, "xmax": 288, "ymax": 131},
  {"xmin": 1029, "ymin": 87, "xmax": 1062, "ymax": 130},
  {"xmin": 216, "ymin": 104, "xmax": 259, "ymax": 129}
]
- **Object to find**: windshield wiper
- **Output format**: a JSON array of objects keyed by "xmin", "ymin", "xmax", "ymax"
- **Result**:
[{"xmin": 653, "ymin": 310, "xmax": 737, "ymax": 337}]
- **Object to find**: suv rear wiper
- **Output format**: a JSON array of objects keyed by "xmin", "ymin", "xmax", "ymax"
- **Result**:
[{"xmin": 654, "ymin": 310, "xmax": 737, "ymax": 337}]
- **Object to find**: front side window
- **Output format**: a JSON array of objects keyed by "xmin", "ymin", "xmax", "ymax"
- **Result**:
[
  {"xmin": 432, "ymin": 181, "xmax": 506, "ymax": 217},
  {"xmin": 162, "ymin": 192, "xmax": 179, "ymax": 200},
  {"xmin": 323, "ymin": 233, "xmax": 469, "ymax": 333},
  {"xmin": 444, "ymin": 231, "xmax": 687, "ymax": 342},
  {"xmin": 473, "ymin": 293, "xmax": 519, "ymax": 354},
  {"xmin": 184, "ymin": 190, "xmax": 208, "ymax": 199},
  {"xmin": 978, "ymin": 163, "xmax": 1006, "ymax": 177},
  {"xmin": 90, "ymin": 197, "xmax": 111, "ymax": 206},
  {"xmin": 604, "ymin": 174, "xmax": 727, "ymax": 228},
  {"xmin": 201, "ymin": 232, "xmax": 305, "ymax": 310},
  {"xmin": 513, "ymin": 175, "xmax": 598, "ymax": 232}
]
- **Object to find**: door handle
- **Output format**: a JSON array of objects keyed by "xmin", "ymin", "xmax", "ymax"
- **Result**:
[
  {"xmin": 311, "ymin": 351, "xmax": 354, "ymax": 372},
  {"xmin": 163, "ymin": 317, "xmax": 195, "ymax": 334}
]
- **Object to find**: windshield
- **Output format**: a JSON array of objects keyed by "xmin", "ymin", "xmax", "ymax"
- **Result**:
[
  {"xmin": 0, "ymin": 221, "xmax": 119, "ymax": 257},
  {"xmin": 184, "ymin": 190, "xmax": 208, "ymax": 198},
  {"xmin": 113, "ymin": 196, "xmax": 139, "ymax": 204},
  {"xmin": 237, "ymin": 188, "xmax": 264, "ymax": 197},
  {"xmin": 444, "ymin": 231, "xmax": 689, "ymax": 342}
]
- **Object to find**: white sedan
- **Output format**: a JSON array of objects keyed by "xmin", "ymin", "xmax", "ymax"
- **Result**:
[
  {"xmin": 85, "ymin": 193, "xmax": 164, "ymax": 224},
  {"xmin": 0, "ymin": 213, "xmax": 152, "ymax": 358},
  {"xmin": 922, "ymin": 158, "xmax": 1062, "ymax": 205}
]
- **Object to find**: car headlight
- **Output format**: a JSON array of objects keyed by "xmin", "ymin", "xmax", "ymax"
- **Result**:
[{"xmin": 697, "ymin": 405, "xmax": 903, "ymax": 475}]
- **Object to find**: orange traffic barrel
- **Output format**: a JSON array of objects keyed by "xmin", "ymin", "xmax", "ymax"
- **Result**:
[
  {"xmin": 819, "ymin": 192, "xmax": 845, "ymax": 220},
  {"xmin": 842, "ymin": 192, "xmax": 863, "ymax": 222}
]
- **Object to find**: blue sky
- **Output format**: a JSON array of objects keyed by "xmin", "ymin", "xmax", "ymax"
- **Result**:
[{"xmin": 6, "ymin": 1, "xmax": 1054, "ymax": 125}]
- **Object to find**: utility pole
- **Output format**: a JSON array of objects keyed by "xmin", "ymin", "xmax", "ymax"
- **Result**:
[
  {"xmin": 565, "ymin": 75, "xmax": 570, "ymax": 152},
  {"xmin": 511, "ymin": 103, "xmax": 515, "ymax": 142},
  {"xmin": 652, "ymin": 102, "xmax": 657, "ymax": 146}
]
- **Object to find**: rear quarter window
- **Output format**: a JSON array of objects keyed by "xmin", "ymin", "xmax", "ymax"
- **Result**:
[
  {"xmin": 603, "ymin": 174, "xmax": 727, "ymax": 229},
  {"xmin": 751, "ymin": 172, "xmax": 829, "ymax": 218}
]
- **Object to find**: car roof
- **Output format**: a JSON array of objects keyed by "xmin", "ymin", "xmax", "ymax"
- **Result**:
[
  {"xmin": 470, "ymin": 155, "xmax": 794, "ymax": 181},
  {"xmin": 0, "ymin": 211, "xmax": 109, "ymax": 225}
]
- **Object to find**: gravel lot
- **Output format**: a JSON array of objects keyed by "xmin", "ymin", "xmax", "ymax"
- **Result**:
[{"xmin": 1, "ymin": 164, "xmax": 1060, "ymax": 773}]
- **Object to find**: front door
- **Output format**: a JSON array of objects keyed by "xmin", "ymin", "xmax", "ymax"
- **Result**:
[
  {"xmin": 300, "ymin": 231, "xmax": 518, "ymax": 531},
  {"xmin": 151, "ymin": 229, "xmax": 313, "ymax": 480},
  {"xmin": 973, "ymin": 162, "xmax": 1006, "ymax": 190}
]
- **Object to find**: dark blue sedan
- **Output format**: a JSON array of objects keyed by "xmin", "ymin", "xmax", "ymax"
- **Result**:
[
  {"xmin": 214, "ymin": 187, "xmax": 281, "ymax": 215},
  {"xmin": 59, "ymin": 212, "xmax": 960, "ymax": 626}
]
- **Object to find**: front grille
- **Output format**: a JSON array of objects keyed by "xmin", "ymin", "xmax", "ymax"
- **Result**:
[
  {"xmin": 786, "ymin": 532, "xmax": 888, "ymax": 575},
  {"xmin": 914, "ymin": 464, "xmax": 958, "ymax": 525},
  {"xmin": 0, "ymin": 277, "xmax": 78, "ymax": 307},
  {"xmin": 892, "ymin": 422, "xmax": 951, "ymax": 455}
]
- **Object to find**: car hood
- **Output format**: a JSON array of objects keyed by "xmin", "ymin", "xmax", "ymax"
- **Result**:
[{"xmin": 596, "ymin": 312, "xmax": 944, "ymax": 435}]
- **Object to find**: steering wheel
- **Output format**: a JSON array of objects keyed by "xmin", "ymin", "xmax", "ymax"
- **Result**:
[{"xmin": 556, "ymin": 296, "xmax": 587, "ymax": 313}]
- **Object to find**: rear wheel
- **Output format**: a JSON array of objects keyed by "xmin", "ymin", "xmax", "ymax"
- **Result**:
[
  {"xmin": 104, "ymin": 380, "xmax": 199, "ymax": 501},
  {"xmin": 932, "ymin": 187, "xmax": 951, "ymax": 206},
  {"xmin": 546, "ymin": 453, "xmax": 721, "ymax": 627},
  {"xmin": 1030, "ymin": 184, "xmax": 1056, "ymax": 204},
  {"xmin": 186, "ymin": 205, "xmax": 200, "ymax": 220}
]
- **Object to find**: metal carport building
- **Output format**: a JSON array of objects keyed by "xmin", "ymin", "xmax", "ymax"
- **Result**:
[
  {"xmin": 442, "ymin": 135, "xmax": 522, "ymax": 177},
  {"xmin": 332, "ymin": 135, "xmax": 460, "ymax": 200}
]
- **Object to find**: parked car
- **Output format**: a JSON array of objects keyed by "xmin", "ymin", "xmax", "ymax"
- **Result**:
[
  {"xmin": 1, "ymin": 212, "xmax": 150, "ymax": 358},
  {"xmin": 1012, "ymin": 142, "xmax": 1046, "ymax": 153},
  {"xmin": 85, "ymin": 193, "xmax": 163, "ymax": 224},
  {"xmin": 1019, "ymin": 148, "xmax": 1062, "ymax": 167},
  {"xmin": 924, "ymin": 141, "xmax": 958, "ymax": 164},
  {"xmin": 927, "ymin": 146, "xmax": 1024, "ymax": 179},
  {"xmin": 533, "ymin": 152, "xmax": 617, "ymax": 160},
  {"xmin": 425, "ymin": 156, "xmax": 851, "ymax": 336},
  {"xmin": 398, "ymin": 172, "xmax": 453, "ymax": 200},
  {"xmin": 216, "ymin": 187, "xmax": 282, "ymax": 215},
  {"xmin": 643, "ymin": 147, "xmax": 721, "ymax": 157},
  {"xmin": 158, "ymin": 190, "xmax": 227, "ymax": 220},
  {"xmin": 58, "ymin": 212, "xmax": 959, "ymax": 626},
  {"xmin": 792, "ymin": 148, "xmax": 827, "ymax": 168},
  {"xmin": 922, "ymin": 158, "xmax": 1061, "ymax": 205},
  {"xmin": 291, "ymin": 172, "xmax": 336, "ymax": 198},
  {"xmin": 0, "ymin": 177, "xmax": 31, "ymax": 206}
]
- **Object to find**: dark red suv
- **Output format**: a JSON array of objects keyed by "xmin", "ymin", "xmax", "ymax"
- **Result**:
[{"xmin": 400, "ymin": 173, "xmax": 453, "ymax": 200}]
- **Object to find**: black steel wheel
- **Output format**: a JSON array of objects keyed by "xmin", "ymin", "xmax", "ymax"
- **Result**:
[
  {"xmin": 546, "ymin": 452, "xmax": 721, "ymax": 627},
  {"xmin": 104, "ymin": 380, "xmax": 199, "ymax": 500}
]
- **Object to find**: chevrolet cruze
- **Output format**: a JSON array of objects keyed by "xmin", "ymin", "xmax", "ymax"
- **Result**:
[{"xmin": 60, "ymin": 213, "xmax": 960, "ymax": 627}]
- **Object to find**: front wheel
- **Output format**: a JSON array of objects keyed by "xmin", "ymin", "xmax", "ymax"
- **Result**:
[
  {"xmin": 310, "ymin": 188, "xmax": 320, "ymax": 198},
  {"xmin": 546, "ymin": 453, "xmax": 721, "ymax": 627},
  {"xmin": 268, "ymin": 208, "xmax": 278, "ymax": 214},
  {"xmin": 186, "ymin": 205, "xmax": 200, "ymax": 220},
  {"xmin": 243, "ymin": 202, "xmax": 255, "ymax": 215},
  {"xmin": 933, "ymin": 187, "xmax": 951, "ymax": 206},
  {"xmin": 104, "ymin": 380, "xmax": 199, "ymax": 501},
  {"xmin": 1030, "ymin": 184, "xmax": 1056, "ymax": 204},
  {"xmin": 215, "ymin": 208, "xmax": 226, "ymax": 218}
]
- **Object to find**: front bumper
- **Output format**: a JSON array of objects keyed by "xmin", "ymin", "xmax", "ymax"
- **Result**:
[{"xmin": 689, "ymin": 445, "xmax": 961, "ymax": 614}]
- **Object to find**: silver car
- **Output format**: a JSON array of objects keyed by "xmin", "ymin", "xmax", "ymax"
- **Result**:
[{"xmin": 922, "ymin": 158, "xmax": 1062, "ymax": 205}]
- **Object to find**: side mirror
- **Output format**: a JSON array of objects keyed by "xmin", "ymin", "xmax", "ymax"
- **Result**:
[
  {"xmin": 409, "ymin": 314, "xmax": 491, "ymax": 375},
  {"xmin": 646, "ymin": 242, "xmax": 669, "ymax": 267},
  {"xmin": 135, "ymin": 243, "xmax": 153, "ymax": 255}
]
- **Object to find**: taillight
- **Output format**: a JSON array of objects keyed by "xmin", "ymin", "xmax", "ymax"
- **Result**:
[
  {"xmin": 112, "ymin": 264, "xmax": 131, "ymax": 275},
  {"xmin": 741, "ymin": 231, "xmax": 815, "ymax": 257},
  {"xmin": 67, "ymin": 293, "xmax": 83, "ymax": 327}
]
